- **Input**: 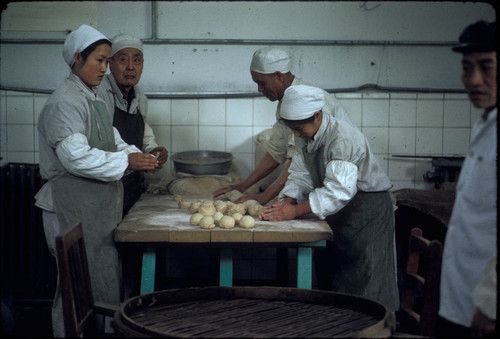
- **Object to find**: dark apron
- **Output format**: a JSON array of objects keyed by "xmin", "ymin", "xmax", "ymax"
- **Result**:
[
  {"xmin": 304, "ymin": 145, "xmax": 399, "ymax": 311},
  {"xmin": 51, "ymin": 99, "xmax": 123, "ymax": 305},
  {"xmin": 112, "ymin": 103, "xmax": 145, "ymax": 216}
]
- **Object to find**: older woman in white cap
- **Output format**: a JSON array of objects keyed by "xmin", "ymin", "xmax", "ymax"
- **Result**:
[
  {"xmin": 98, "ymin": 33, "xmax": 168, "ymax": 216},
  {"xmin": 213, "ymin": 47, "xmax": 355, "ymax": 205},
  {"xmin": 36, "ymin": 24, "xmax": 158, "ymax": 337},
  {"xmin": 260, "ymin": 84, "xmax": 399, "ymax": 312}
]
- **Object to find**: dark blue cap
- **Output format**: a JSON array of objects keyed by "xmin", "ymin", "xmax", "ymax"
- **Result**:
[{"xmin": 452, "ymin": 20, "xmax": 496, "ymax": 53}]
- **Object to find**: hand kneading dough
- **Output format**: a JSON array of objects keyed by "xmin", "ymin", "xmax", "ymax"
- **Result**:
[
  {"xmin": 189, "ymin": 213, "xmax": 204, "ymax": 225},
  {"xmin": 219, "ymin": 215, "xmax": 235, "ymax": 229},
  {"xmin": 248, "ymin": 204, "xmax": 267, "ymax": 217},
  {"xmin": 199, "ymin": 216, "xmax": 215, "ymax": 229},
  {"xmin": 238, "ymin": 215, "xmax": 255, "ymax": 228}
]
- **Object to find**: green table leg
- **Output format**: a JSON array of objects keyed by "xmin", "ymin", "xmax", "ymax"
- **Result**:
[
  {"xmin": 219, "ymin": 248, "xmax": 233, "ymax": 286},
  {"xmin": 297, "ymin": 247, "xmax": 312, "ymax": 289},
  {"xmin": 140, "ymin": 247, "xmax": 156, "ymax": 294},
  {"xmin": 297, "ymin": 240, "xmax": 326, "ymax": 289}
]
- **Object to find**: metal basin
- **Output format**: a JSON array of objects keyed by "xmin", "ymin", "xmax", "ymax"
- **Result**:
[{"xmin": 171, "ymin": 150, "xmax": 233, "ymax": 175}]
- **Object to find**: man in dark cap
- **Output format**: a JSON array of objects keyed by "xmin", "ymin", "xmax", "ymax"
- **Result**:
[{"xmin": 437, "ymin": 20, "xmax": 496, "ymax": 337}]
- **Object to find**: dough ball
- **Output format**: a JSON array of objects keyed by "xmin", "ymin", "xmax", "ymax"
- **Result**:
[
  {"xmin": 232, "ymin": 213, "xmax": 243, "ymax": 223},
  {"xmin": 189, "ymin": 201, "xmax": 202, "ymax": 214},
  {"xmin": 189, "ymin": 213, "xmax": 204, "ymax": 226},
  {"xmin": 243, "ymin": 199, "xmax": 260, "ymax": 207},
  {"xmin": 226, "ymin": 202, "xmax": 246, "ymax": 215},
  {"xmin": 248, "ymin": 204, "xmax": 267, "ymax": 217},
  {"xmin": 173, "ymin": 194, "xmax": 182, "ymax": 202},
  {"xmin": 178, "ymin": 200, "xmax": 192, "ymax": 210},
  {"xmin": 214, "ymin": 201, "xmax": 228, "ymax": 214},
  {"xmin": 199, "ymin": 202, "xmax": 216, "ymax": 216},
  {"xmin": 199, "ymin": 216, "xmax": 215, "ymax": 229},
  {"xmin": 213, "ymin": 211, "xmax": 224, "ymax": 226},
  {"xmin": 238, "ymin": 215, "xmax": 255, "ymax": 229},
  {"xmin": 219, "ymin": 215, "xmax": 235, "ymax": 229}
]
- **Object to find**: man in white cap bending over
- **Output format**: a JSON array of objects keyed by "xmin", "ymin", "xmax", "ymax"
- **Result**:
[
  {"xmin": 213, "ymin": 47, "xmax": 355, "ymax": 205},
  {"xmin": 99, "ymin": 33, "xmax": 168, "ymax": 216},
  {"xmin": 260, "ymin": 84, "xmax": 399, "ymax": 312}
]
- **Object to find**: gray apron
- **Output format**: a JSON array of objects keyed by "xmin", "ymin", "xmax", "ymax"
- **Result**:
[
  {"xmin": 304, "ymin": 145, "xmax": 399, "ymax": 311},
  {"xmin": 51, "ymin": 99, "xmax": 123, "ymax": 305},
  {"xmin": 112, "ymin": 99, "xmax": 145, "ymax": 216}
]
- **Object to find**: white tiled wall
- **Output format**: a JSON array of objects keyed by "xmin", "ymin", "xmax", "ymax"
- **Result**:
[{"xmin": 1, "ymin": 89, "xmax": 480, "ymax": 192}]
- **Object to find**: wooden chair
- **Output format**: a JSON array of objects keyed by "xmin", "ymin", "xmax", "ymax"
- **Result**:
[
  {"xmin": 396, "ymin": 227, "xmax": 443, "ymax": 337},
  {"xmin": 55, "ymin": 223, "xmax": 119, "ymax": 337}
]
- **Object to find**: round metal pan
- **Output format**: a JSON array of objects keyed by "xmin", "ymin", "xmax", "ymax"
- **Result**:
[{"xmin": 171, "ymin": 150, "xmax": 233, "ymax": 175}]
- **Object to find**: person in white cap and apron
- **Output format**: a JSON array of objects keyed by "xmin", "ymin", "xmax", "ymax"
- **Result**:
[
  {"xmin": 260, "ymin": 84, "xmax": 399, "ymax": 312},
  {"xmin": 35, "ymin": 24, "xmax": 159, "ymax": 337},
  {"xmin": 99, "ymin": 33, "xmax": 168, "ymax": 216},
  {"xmin": 213, "ymin": 47, "xmax": 355, "ymax": 205}
]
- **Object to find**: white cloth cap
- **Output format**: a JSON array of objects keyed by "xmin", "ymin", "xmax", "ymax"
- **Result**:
[
  {"xmin": 62, "ymin": 24, "xmax": 109, "ymax": 67},
  {"xmin": 250, "ymin": 47, "xmax": 291, "ymax": 74},
  {"xmin": 111, "ymin": 34, "xmax": 143, "ymax": 56},
  {"xmin": 280, "ymin": 85, "xmax": 325, "ymax": 120}
]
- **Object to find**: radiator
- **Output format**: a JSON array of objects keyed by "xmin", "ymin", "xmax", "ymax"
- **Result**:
[{"xmin": 0, "ymin": 163, "xmax": 56, "ymax": 301}]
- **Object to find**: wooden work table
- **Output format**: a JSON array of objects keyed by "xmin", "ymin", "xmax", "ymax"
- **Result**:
[{"xmin": 114, "ymin": 193, "xmax": 333, "ymax": 294}]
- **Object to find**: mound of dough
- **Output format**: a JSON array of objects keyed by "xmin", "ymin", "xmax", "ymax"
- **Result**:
[
  {"xmin": 219, "ymin": 215, "xmax": 235, "ymax": 229},
  {"xmin": 199, "ymin": 216, "xmax": 215, "ymax": 229},
  {"xmin": 199, "ymin": 202, "xmax": 216, "ymax": 216},
  {"xmin": 238, "ymin": 215, "xmax": 255, "ymax": 228},
  {"xmin": 189, "ymin": 213, "xmax": 204, "ymax": 226}
]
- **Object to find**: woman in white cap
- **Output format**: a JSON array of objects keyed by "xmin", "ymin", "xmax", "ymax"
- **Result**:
[
  {"xmin": 99, "ymin": 34, "xmax": 168, "ymax": 216},
  {"xmin": 36, "ymin": 24, "xmax": 158, "ymax": 336},
  {"xmin": 260, "ymin": 84, "xmax": 399, "ymax": 312}
]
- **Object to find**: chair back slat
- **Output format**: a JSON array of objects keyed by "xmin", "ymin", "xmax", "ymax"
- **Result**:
[{"xmin": 56, "ymin": 223, "xmax": 96, "ymax": 337}]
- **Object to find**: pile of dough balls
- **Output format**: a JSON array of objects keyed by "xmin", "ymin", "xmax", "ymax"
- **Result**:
[{"xmin": 177, "ymin": 196, "xmax": 267, "ymax": 229}]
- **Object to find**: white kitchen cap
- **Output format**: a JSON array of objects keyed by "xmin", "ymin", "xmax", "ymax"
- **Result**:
[
  {"xmin": 111, "ymin": 34, "xmax": 143, "ymax": 56},
  {"xmin": 250, "ymin": 47, "xmax": 291, "ymax": 74},
  {"xmin": 280, "ymin": 85, "xmax": 325, "ymax": 120},
  {"xmin": 63, "ymin": 24, "xmax": 109, "ymax": 67}
]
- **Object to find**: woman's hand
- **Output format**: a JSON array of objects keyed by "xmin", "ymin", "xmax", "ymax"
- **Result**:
[
  {"xmin": 149, "ymin": 147, "xmax": 168, "ymax": 167},
  {"xmin": 259, "ymin": 202, "xmax": 298, "ymax": 221},
  {"xmin": 127, "ymin": 152, "xmax": 159, "ymax": 171}
]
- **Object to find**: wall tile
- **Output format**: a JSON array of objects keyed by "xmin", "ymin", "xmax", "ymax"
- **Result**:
[
  {"xmin": 443, "ymin": 100, "xmax": 470, "ymax": 127},
  {"xmin": 7, "ymin": 124, "xmax": 35, "ymax": 151},
  {"xmin": 388, "ymin": 158, "xmax": 415, "ymax": 180},
  {"xmin": 253, "ymin": 97, "xmax": 277, "ymax": 126},
  {"xmin": 226, "ymin": 126, "xmax": 253, "ymax": 153},
  {"xmin": 199, "ymin": 126, "xmax": 226, "ymax": 151},
  {"xmin": 172, "ymin": 99, "xmax": 198, "ymax": 125},
  {"xmin": 6, "ymin": 151, "xmax": 35, "ymax": 164},
  {"xmin": 231, "ymin": 152, "xmax": 254, "ymax": 179},
  {"xmin": 337, "ymin": 99, "xmax": 362, "ymax": 127},
  {"xmin": 389, "ymin": 99, "xmax": 416, "ymax": 127},
  {"xmin": 6, "ymin": 94, "xmax": 34, "ymax": 124},
  {"xmin": 362, "ymin": 127, "xmax": 388, "ymax": 153},
  {"xmin": 443, "ymin": 127, "xmax": 469, "ymax": 155},
  {"xmin": 150, "ymin": 125, "xmax": 171, "ymax": 152},
  {"xmin": 199, "ymin": 99, "xmax": 226, "ymax": 125},
  {"xmin": 34, "ymin": 94, "xmax": 49, "ymax": 123},
  {"xmin": 416, "ymin": 99, "xmax": 443, "ymax": 127},
  {"xmin": 362, "ymin": 99, "xmax": 389, "ymax": 127},
  {"xmin": 171, "ymin": 126, "xmax": 198, "ymax": 152},
  {"xmin": 389, "ymin": 127, "xmax": 416, "ymax": 154},
  {"xmin": 226, "ymin": 98, "xmax": 253, "ymax": 126},
  {"xmin": 416, "ymin": 127, "xmax": 442, "ymax": 155},
  {"xmin": 147, "ymin": 99, "xmax": 171, "ymax": 125}
]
